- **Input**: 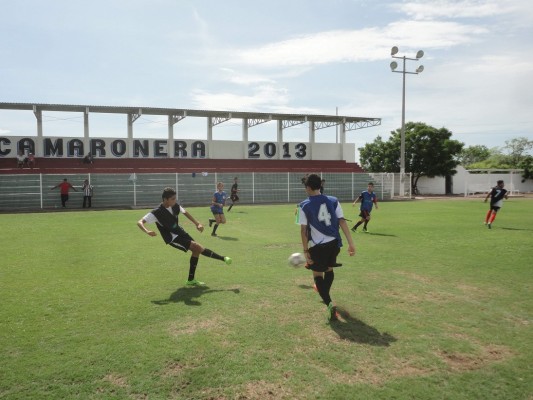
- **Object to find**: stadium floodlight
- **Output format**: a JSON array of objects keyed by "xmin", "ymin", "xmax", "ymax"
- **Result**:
[{"xmin": 390, "ymin": 46, "xmax": 426, "ymax": 197}]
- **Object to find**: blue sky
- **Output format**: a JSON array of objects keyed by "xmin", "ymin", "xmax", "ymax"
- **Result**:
[{"xmin": 1, "ymin": 0, "xmax": 532, "ymax": 161}]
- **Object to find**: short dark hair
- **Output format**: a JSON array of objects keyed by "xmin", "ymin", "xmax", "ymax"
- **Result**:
[
  {"xmin": 162, "ymin": 187, "xmax": 176, "ymax": 200},
  {"xmin": 305, "ymin": 174, "xmax": 322, "ymax": 191},
  {"xmin": 368, "ymin": 182, "xmax": 374, "ymax": 186},
  {"xmin": 497, "ymin": 180, "xmax": 504, "ymax": 185}
]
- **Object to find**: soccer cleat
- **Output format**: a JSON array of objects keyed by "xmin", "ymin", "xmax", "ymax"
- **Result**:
[
  {"xmin": 487, "ymin": 223, "xmax": 491, "ymax": 229},
  {"xmin": 224, "ymin": 256, "xmax": 232, "ymax": 265},
  {"xmin": 351, "ymin": 227, "xmax": 357, "ymax": 232},
  {"xmin": 185, "ymin": 279, "xmax": 206, "ymax": 286},
  {"xmin": 211, "ymin": 233, "xmax": 217, "ymax": 237},
  {"xmin": 327, "ymin": 302, "xmax": 338, "ymax": 322},
  {"xmin": 362, "ymin": 227, "xmax": 368, "ymax": 233}
]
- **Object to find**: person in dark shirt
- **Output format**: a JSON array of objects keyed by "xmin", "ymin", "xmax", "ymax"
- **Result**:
[
  {"xmin": 351, "ymin": 182, "xmax": 378, "ymax": 232},
  {"xmin": 483, "ymin": 180, "xmax": 509, "ymax": 229},
  {"xmin": 137, "ymin": 187, "xmax": 232, "ymax": 286},
  {"xmin": 227, "ymin": 177, "xmax": 240, "ymax": 212}
]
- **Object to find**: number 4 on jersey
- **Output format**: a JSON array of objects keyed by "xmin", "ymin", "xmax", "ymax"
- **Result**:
[{"xmin": 318, "ymin": 203, "xmax": 332, "ymax": 226}]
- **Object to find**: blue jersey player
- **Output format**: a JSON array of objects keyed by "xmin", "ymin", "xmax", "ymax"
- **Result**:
[
  {"xmin": 351, "ymin": 182, "xmax": 378, "ymax": 232},
  {"xmin": 297, "ymin": 174, "xmax": 356, "ymax": 322},
  {"xmin": 208, "ymin": 182, "xmax": 227, "ymax": 237}
]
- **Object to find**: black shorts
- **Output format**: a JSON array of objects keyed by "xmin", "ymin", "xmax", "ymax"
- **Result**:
[
  {"xmin": 231, "ymin": 194, "xmax": 239, "ymax": 202},
  {"xmin": 168, "ymin": 226, "xmax": 194, "ymax": 253},
  {"xmin": 359, "ymin": 210, "xmax": 371, "ymax": 220},
  {"xmin": 490, "ymin": 204, "xmax": 501, "ymax": 212},
  {"xmin": 308, "ymin": 240, "xmax": 340, "ymax": 272}
]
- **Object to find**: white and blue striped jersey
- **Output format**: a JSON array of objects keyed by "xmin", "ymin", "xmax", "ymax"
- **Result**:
[{"xmin": 297, "ymin": 194, "xmax": 343, "ymax": 248}]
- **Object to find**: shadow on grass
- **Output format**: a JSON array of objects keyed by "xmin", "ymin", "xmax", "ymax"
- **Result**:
[
  {"xmin": 500, "ymin": 226, "xmax": 532, "ymax": 231},
  {"xmin": 329, "ymin": 307, "xmax": 397, "ymax": 347},
  {"xmin": 214, "ymin": 236, "xmax": 239, "ymax": 241},
  {"xmin": 152, "ymin": 286, "xmax": 240, "ymax": 306},
  {"xmin": 360, "ymin": 232, "xmax": 398, "ymax": 237}
]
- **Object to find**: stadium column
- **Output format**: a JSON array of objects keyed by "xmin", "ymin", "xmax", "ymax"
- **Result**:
[
  {"xmin": 33, "ymin": 105, "xmax": 43, "ymax": 157},
  {"xmin": 168, "ymin": 115, "xmax": 174, "ymax": 158},
  {"xmin": 308, "ymin": 121, "xmax": 315, "ymax": 160},
  {"xmin": 84, "ymin": 108, "xmax": 89, "ymax": 158},
  {"xmin": 277, "ymin": 120, "xmax": 283, "ymax": 160},
  {"xmin": 242, "ymin": 118, "xmax": 249, "ymax": 159},
  {"xmin": 207, "ymin": 116, "xmax": 213, "ymax": 159}
]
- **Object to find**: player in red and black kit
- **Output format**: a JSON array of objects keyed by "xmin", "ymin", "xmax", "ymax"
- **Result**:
[
  {"xmin": 484, "ymin": 180, "xmax": 509, "ymax": 229},
  {"xmin": 227, "ymin": 177, "xmax": 239, "ymax": 212}
]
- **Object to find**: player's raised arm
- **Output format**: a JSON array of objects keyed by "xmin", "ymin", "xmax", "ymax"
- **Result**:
[{"xmin": 137, "ymin": 218, "xmax": 157, "ymax": 237}]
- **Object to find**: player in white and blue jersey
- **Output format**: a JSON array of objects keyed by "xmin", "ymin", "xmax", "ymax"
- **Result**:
[
  {"xmin": 297, "ymin": 174, "xmax": 356, "ymax": 322},
  {"xmin": 351, "ymin": 182, "xmax": 378, "ymax": 232},
  {"xmin": 208, "ymin": 182, "xmax": 227, "ymax": 237}
]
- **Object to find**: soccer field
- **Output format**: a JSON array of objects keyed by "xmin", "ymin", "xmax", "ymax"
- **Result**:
[{"xmin": 1, "ymin": 199, "xmax": 532, "ymax": 399}]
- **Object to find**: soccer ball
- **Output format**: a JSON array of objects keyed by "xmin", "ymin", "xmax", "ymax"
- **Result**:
[{"xmin": 288, "ymin": 252, "xmax": 306, "ymax": 267}]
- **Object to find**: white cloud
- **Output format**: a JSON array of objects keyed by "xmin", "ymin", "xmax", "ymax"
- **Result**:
[
  {"xmin": 234, "ymin": 20, "xmax": 487, "ymax": 67},
  {"xmin": 395, "ymin": 0, "xmax": 507, "ymax": 20}
]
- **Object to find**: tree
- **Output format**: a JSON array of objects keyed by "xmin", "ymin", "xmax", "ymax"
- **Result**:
[
  {"xmin": 359, "ymin": 122, "xmax": 464, "ymax": 193},
  {"xmin": 504, "ymin": 137, "xmax": 533, "ymax": 169},
  {"xmin": 456, "ymin": 145, "xmax": 491, "ymax": 168}
]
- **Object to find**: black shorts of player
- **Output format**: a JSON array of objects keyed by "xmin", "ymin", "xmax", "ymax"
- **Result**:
[
  {"xmin": 168, "ymin": 226, "xmax": 194, "ymax": 253},
  {"xmin": 231, "ymin": 194, "xmax": 239, "ymax": 202},
  {"xmin": 308, "ymin": 239, "xmax": 340, "ymax": 272},
  {"xmin": 359, "ymin": 210, "xmax": 371, "ymax": 220},
  {"xmin": 490, "ymin": 205, "xmax": 501, "ymax": 212}
]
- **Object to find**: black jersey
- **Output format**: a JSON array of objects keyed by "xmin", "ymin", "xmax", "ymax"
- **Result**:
[{"xmin": 489, "ymin": 187, "xmax": 508, "ymax": 205}]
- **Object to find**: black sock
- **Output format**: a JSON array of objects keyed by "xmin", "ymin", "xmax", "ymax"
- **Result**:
[
  {"xmin": 212, "ymin": 224, "xmax": 219, "ymax": 234},
  {"xmin": 313, "ymin": 276, "xmax": 332, "ymax": 305},
  {"xmin": 188, "ymin": 256, "xmax": 199, "ymax": 281},
  {"xmin": 353, "ymin": 221, "xmax": 363, "ymax": 230},
  {"xmin": 363, "ymin": 221, "xmax": 369, "ymax": 229},
  {"xmin": 324, "ymin": 270, "xmax": 334, "ymax": 292},
  {"xmin": 227, "ymin": 204, "xmax": 233, "ymax": 211},
  {"xmin": 201, "ymin": 248, "xmax": 224, "ymax": 261}
]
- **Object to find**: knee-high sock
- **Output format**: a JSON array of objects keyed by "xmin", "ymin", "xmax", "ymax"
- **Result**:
[
  {"xmin": 485, "ymin": 210, "xmax": 492, "ymax": 223},
  {"xmin": 188, "ymin": 256, "xmax": 199, "ymax": 280},
  {"xmin": 201, "ymin": 248, "xmax": 224, "ymax": 261},
  {"xmin": 353, "ymin": 221, "xmax": 363, "ymax": 230},
  {"xmin": 212, "ymin": 224, "xmax": 219, "ymax": 234},
  {"xmin": 324, "ymin": 270, "xmax": 334, "ymax": 292},
  {"xmin": 314, "ymin": 276, "xmax": 332, "ymax": 305},
  {"xmin": 227, "ymin": 204, "xmax": 233, "ymax": 211},
  {"xmin": 489, "ymin": 212, "xmax": 497, "ymax": 223}
]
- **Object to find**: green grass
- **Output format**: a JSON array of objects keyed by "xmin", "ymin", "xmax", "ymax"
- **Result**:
[{"xmin": 1, "ymin": 199, "xmax": 532, "ymax": 399}]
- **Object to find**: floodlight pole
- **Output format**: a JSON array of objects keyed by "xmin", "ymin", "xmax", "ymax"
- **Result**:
[{"xmin": 390, "ymin": 47, "xmax": 424, "ymax": 197}]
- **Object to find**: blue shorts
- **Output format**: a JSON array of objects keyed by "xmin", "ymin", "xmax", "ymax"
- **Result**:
[{"xmin": 210, "ymin": 206, "xmax": 224, "ymax": 215}]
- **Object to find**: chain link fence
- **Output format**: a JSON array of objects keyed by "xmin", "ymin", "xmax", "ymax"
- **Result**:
[{"xmin": 0, "ymin": 172, "xmax": 409, "ymax": 210}]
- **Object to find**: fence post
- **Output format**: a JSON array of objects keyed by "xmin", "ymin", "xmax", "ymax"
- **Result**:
[{"xmin": 40, "ymin": 173, "xmax": 43, "ymax": 209}]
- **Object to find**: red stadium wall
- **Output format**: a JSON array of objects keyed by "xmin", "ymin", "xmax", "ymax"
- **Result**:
[{"xmin": 0, "ymin": 157, "xmax": 365, "ymax": 174}]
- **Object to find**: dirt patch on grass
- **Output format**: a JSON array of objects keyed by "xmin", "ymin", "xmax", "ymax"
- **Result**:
[
  {"xmin": 393, "ymin": 270, "xmax": 434, "ymax": 284},
  {"xmin": 102, "ymin": 373, "xmax": 129, "ymax": 388},
  {"xmin": 169, "ymin": 315, "xmax": 229, "ymax": 336},
  {"xmin": 437, "ymin": 343, "xmax": 513, "ymax": 371}
]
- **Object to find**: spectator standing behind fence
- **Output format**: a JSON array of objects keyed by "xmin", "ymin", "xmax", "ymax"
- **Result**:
[
  {"xmin": 16, "ymin": 151, "xmax": 25, "ymax": 169},
  {"xmin": 83, "ymin": 153, "xmax": 94, "ymax": 165},
  {"xmin": 51, "ymin": 178, "xmax": 77, "ymax": 208},
  {"xmin": 27, "ymin": 153, "xmax": 35, "ymax": 169},
  {"xmin": 82, "ymin": 179, "xmax": 94, "ymax": 208}
]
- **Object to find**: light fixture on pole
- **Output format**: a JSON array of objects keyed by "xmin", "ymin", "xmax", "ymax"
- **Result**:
[{"xmin": 390, "ymin": 46, "xmax": 424, "ymax": 196}]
